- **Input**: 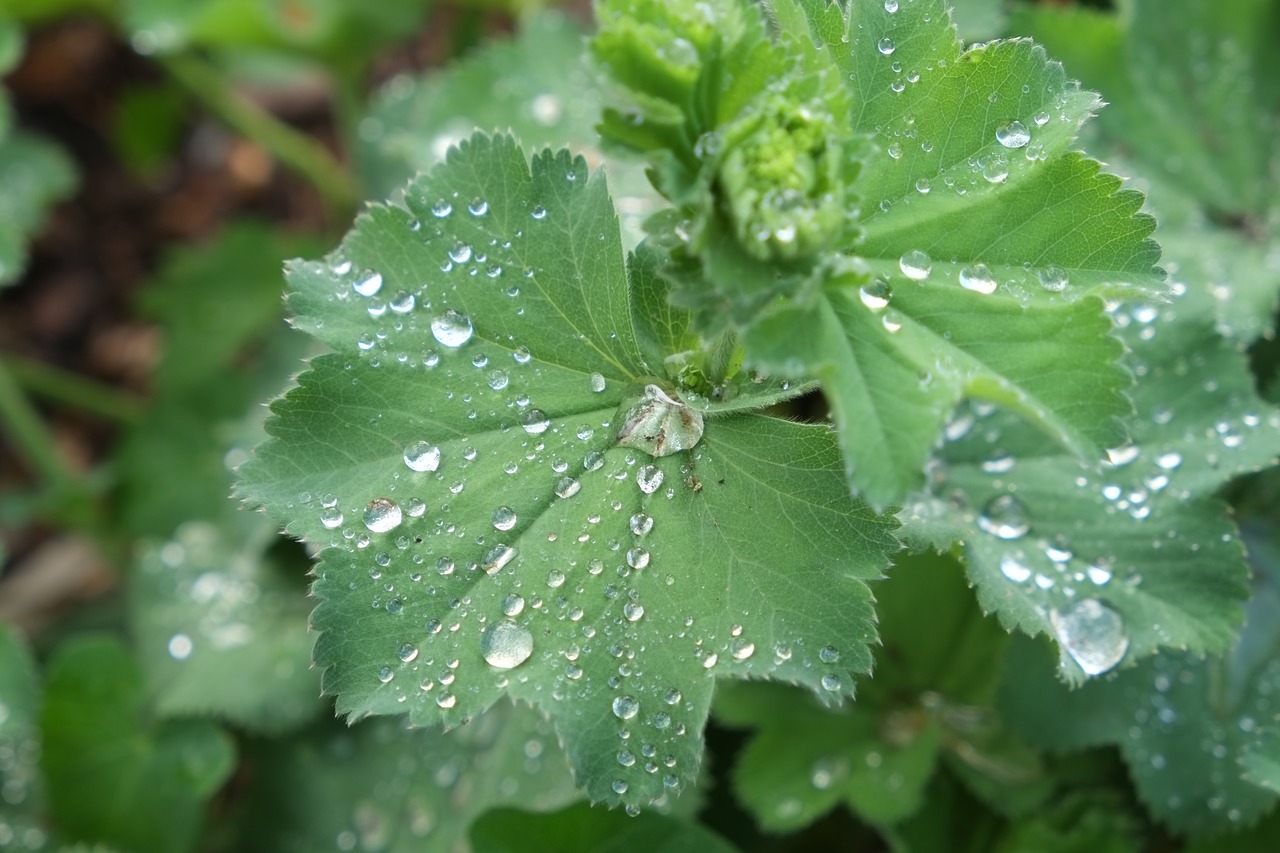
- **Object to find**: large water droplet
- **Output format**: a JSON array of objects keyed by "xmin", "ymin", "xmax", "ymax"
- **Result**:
[
  {"xmin": 899, "ymin": 250, "xmax": 932, "ymax": 280},
  {"xmin": 613, "ymin": 695, "xmax": 640, "ymax": 720},
  {"xmin": 1049, "ymin": 598, "xmax": 1129, "ymax": 676},
  {"xmin": 482, "ymin": 544, "xmax": 517, "ymax": 574},
  {"xmin": 431, "ymin": 309, "xmax": 473, "ymax": 348},
  {"xmin": 877, "ymin": 36, "xmax": 895, "ymax": 55},
  {"xmin": 1000, "ymin": 553, "xmax": 1032, "ymax": 583},
  {"xmin": 1038, "ymin": 267, "xmax": 1069, "ymax": 292},
  {"xmin": 501, "ymin": 593, "xmax": 526, "ymax": 617},
  {"xmin": 481, "ymin": 620, "xmax": 534, "ymax": 669},
  {"xmin": 859, "ymin": 279, "xmax": 892, "ymax": 311},
  {"xmin": 996, "ymin": 120, "xmax": 1031, "ymax": 149},
  {"xmin": 977, "ymin": 495, "xmax": 1030, "ymax": 540},
  {"xmin": 492, "ymin": 506, "xmax": 518, "ymax": 531},
  {"xmin": 404, "ymin": 441, "xmax": 442, "ymax": 473},
  {"xmin": 616, "ymin": 385, "xmax": 704, "ymax": 458},
  {"xmin": 521, "ymin": 409, "xmax": 551, "ymax": 435},
  {"xmin": 363, "ymin": 499, "xmax": 403, "ymax": 533},
  {"xmin": 636, "ymin": 465, "xmax": 665, "ymax": 495},
  {"xmin": 959, "ymin": 264, "xmax": 997, "ymax": 295}
]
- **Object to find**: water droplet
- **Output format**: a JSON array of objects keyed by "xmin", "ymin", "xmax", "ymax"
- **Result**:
[
  {"xmin": 1106, "ymin": 445, "xmax": 1141, "ymax": 467},
  {"xmin": 363, "ymin": 499, "xmax": 403, "ymax": 533},
  {"xmin": 431, "ymin": 199, "xmax": 452, "ymax": 218},
  {"xmin": 521, "ymin": 409, "xmax": 551, "ymax": 435},
  {"xmin": 482, "ymin": 544, "xmax": 517, "ymax": 574},
  {"xmin": 663, "ymin": 688, "xmax": 682, "ymax": 705},
  {"xmin": 589, "ymin": 373, "xmax": 608, "ymax": 393},
  {"xmin": 731, "ymin": 639, "xmax": 755, "ymax": 660},
  {"xmin": 436, "ymin": 692, "xmax": 456, "ymax": 709},
  {"xmin": 531, "ymin": 205, "xmax": 547, "ymax": 220},
  {"xmin": 884, "ymin": 0, "xmax": 898, "ymax": 11},
  {"xmin": 626, "ymin": 548, "xmax": 651, "ymax": 570},
  {"xmin": 404, "ymin": 441, "xmax": 442, "ymax": 473},
  {"xmin": 378, "ymin": 666, "xmax": 395, "ymax": 683},
  {"xmin": 492, "ymin": 506, "xmax": 518, "ymax": 531},
  {"xmin": 959, "ymin": 263, "xmax": 998, "ymax": 295},
  {"xmin": 915, "ymin": 177, "xmax": 931, "ymax": 194},
  {"xmin": 818, "ymin": 645, "xmax": 840, "ymax": 664},
  {"xmin": 877, "ymin": 36, "xmax": 896, "ymax": 55},
  {"xmin": 501, "ymin": 594, "xmax": 525, "ymax": 617},
  {"xmin": 168, "ymin": 633, "xmax": 193, "ymax": 660},
  {"xmin": 468, "ymin": 198, "xmax": 489, "ymax": 216},
  {"xmin": 448, "ymin": 242, "xmax": 473, "ymax": 264},
  {"xmin": 616, "ymin": 385, "xmax": 704, "ymax": 458},
  {"xmin": 1038, "ymin": 267, "xmax": 1069, "ymax": 292},
  {"xmin": 982, "ymin": 156, "xmax": 1009, "ymax": 183},
  {"xmin": 623, "ymin": 602, "xmax": 645, "ymax": 622},
  {"xmin": 431, "ymin": 309, "xmax": 474, "ymax": 348},
  {"xmin": 353, "ymin": 270, "xmax": 383, "ymax": 297},
  {"xmin": 398, "ymin": 643, "xmax": 419, "ymax": 663},
  {"xmin": 996, "ymin": 120, "xmax": 1031, "ymax": 149},
  {"xmin": 977, "ymin": 495, "xmax": 1030, "ymax": 540},
  {"xmin": 629, "ymin": 513, "xmax": 654, "ymax": 537},
  {"xmin": 1050, "ymin": 598, "xmax": 1129, "ymax": 676},
  {"xmin": 481, "ymin": 620, "xmax": 534, "ymax": 669},
  {"xmin": 1087, "ymin": 561, "xmax": 1113, "ymax": 585},
  {"xmin": 899, "ymin": 250, "xmax": 932, "ymax": 280},
  {"xmin": 1155, "ymin": 451, "xmax": 1182, "ymax": 470},
  {"xmin": 859, "ymin": 279, "xmax": 892, "ymax": 311},
  {"xmin": 636, "ymin": 465, "xmax": 665, "ymax": 494},
  {"xmin": 821, "ymin": 674, "xmax": 842, "ymax": 692},
  {"xmin": 320, "ymin": 507, "xmax": 344, "ymax": 528},
  {"xmin": 1000, "ymin": 553, "xmax": 1032, "ymax": 583},
  {"xmin": 613, "ymin": 695, "xmax": 640, "ymax": 720}
]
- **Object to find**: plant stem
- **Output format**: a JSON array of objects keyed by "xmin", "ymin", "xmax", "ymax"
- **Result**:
[
  {"xmin": 704, "ymin": 328, "xmax": 742, "ymax": 386},
  {"xmin": 3, "ymin": 355, "xmax": 144, "ymax": 424},
  {"xmin": 0, "ymin": 360, "xmax": 74, "ymax": 488},
  {"xmin": 160, "ymin": 53, "xmax": 359, "ymax": 215}
]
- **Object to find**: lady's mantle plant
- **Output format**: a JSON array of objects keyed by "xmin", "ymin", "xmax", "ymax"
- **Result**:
[{"xmin": 238, "ymin": 0, "xmax": 1280, "ymax": 816}]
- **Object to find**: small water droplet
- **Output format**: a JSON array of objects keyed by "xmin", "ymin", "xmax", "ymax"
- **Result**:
[
  {"xmin": 636, "ymin": 465, "xmax": 665, "ymax": 494},
  {"xmin": 404, "ymin": 441, "xmax": 442, "ymax": 473},
  {"xmin": 629, "ymin": 513, "xmax": 654, "ymax": 537},
  {"xmin": 521, "ymin": 409, "xmax": 551, "ymax": 435},
  {"xmin": 899, "ymin": 250, "xmax": 932, "ymax": 280},
  {"xmin": 626, "ymin": 548, "xmax": 650, "ymax": 570},
  {"xmin": 353, "ymin": 270, "xmax": 383, "ymax": 297},
  {"xmin": 481, "ymin": 620, "xmax": 534, "ymax": 669},
  {"xmin": 320, "ymin": 507, "xmax": 344, "ymax": 528},
  {"xmin": 468, "ymin": 198, "xmax": 489, "ymax": 216},
  {"xmin": 1155, "ymin": 452, "xmax": 1182, "ymax": 470},
  {"xmin": 168, "ymin": 633, "xmax": 193, "ymax": 660},
  {"xmin": 959, "ymin": 263, "xmax": 997, "ymax": 295},
  {"xmin": 431, "ymin": 199, "xmax": 452, "ymax": 218},
  {"xmin": 623, "ymin": 602, "xmax": 645, "ymax": 622},
  {"xmin": 398, "ymin": 643, "xmax": 419, "ymax": 663},
  {"xmin": 501, "ymin": 594, "xmax": 525, "ymax": 617},
  {"xmin": 859, "ymin": 279, "xmax": 892, "ymax": 311},
  {"xmin": 589, "ymin": 373, "xmax": 608, "ymax": 393},
  {"xmin": 482, "ymin": 544, "xmax": 517, "ymax": 574},
  {"xmin": 884, "ymin": 0, "xmax": 898, "ymax": 11},
  {"xmin": 978, "ymin": 495, "xmax": 1030, "ymax": 540},
  {"xmin": 1000, "ymin": 553, "xmax": 1032, "ymax": 583},
  {"xmin": 821, "ymin": 673, "xmax": 842, "ymax": 692},
  {"xmin": 492, "ymin": 506, "xmax": 517, "ymax": 531},
  {"xmin": 1038, "ymin": 266, "xmax": 1069, "ymax": 292},
  {"xmin": 996, "ymin": 120, "xmax": 1031, "ymax": 149},
  {"xmin": 613, "ymin": 695, "xmax": 640, "ymax": 720},
  {"xmin": 819, "ymin": 645, "xmax": 840, "ymax": 664},
  {"xmin": 877, "ymin": 36, "xmax": 895, "ymax": 55},
  {"xmin": 363, "ymin": 499, "xmax": 403, "ymax": 533},
  {"xmin": 1050, "ymin": 598, "xmax": 1128, "ymax": 676},
  {"xmin": 431, "ymin": 309, "xmax": 473, "ymax": 348},
  {"xmin": 436, "ymin": 692, "xmax": 456, "ymax": 709},
  {"xmin": 731, "ymin": 639, "xmax": 755, "ymax": 660},
  {"xmin": 531, "ymin": 205, "xmax": 547, "ymax": 220},
  {"xmin": 448, "ymin": 242, "xmax": 472, "ymax": 264}
]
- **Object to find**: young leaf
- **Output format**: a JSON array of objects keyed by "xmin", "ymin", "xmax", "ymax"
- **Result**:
[
  {"xmin": 129, "ymin": 518, "xmax": 318, "ymax": 733},
  {"xmin": 39, "ymin": 636, "xmax": 236, "ymax": 853},
  {"xmin": 469, "ymin": 803, "xmax": 740, "ymax": 853},
  {"xmin": 0, "ymin": 132, "xmax": 75, "ymax": 287},
  {"xmin": 741, "ymin": 0, "xmax": 1163, "ymax": 506},
  {"xmin": 900, "ymin": 287, "xmax": 1280, "ymax": 680},
  {"xmin": 230, "ymin": 699, "xmax": 581, "ymax": 853},
  {"xmin": 237, "ymin": 133, "xmax": 899, "ymax": 808}
]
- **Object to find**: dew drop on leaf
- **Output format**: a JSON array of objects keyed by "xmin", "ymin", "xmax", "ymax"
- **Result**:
[
  {"xmin": 818, "ymin": 645, "xmax": 840, "ymax": 664},
  {"xmin": 363, "ymin": 499, "xmax": 403, "ymax": 533},
  {"xmin": 431, "ymin": 309, "xmax": 473, "ymax": 348},
  {"xmin": 623, "ymin": 602, "xmax": 645, "ymax": 622},
  {"xmin": 613, "ymin": 695, "xmax": 640, "ymax": 720},
  {"xmin": 555, "ymin": 476, "xmax": 582, "ymax": 498},
  {"xmin": 996, "ymin": 120, "xmax": 1031, "ymax": 149},
  {"xmin": 501, "ymin": 594, "xmax": 525, "ymax": 617},
  {"xmin": 859, "ymin": 279, "xmax": 892, "ymax": 311},
  {"xmin": 899, "ymin": 250, "xmax": 932, "ymax": 280},
  {"xmin": 352, "ymin": 270, "xmax": 383, "ymax": 297},
  {"xmin": 636, "ymin": 464, "xmax": 665, "ymax": 495},
  {"xmin": 731, "ymin": 639, "xmax": 755, "ymax": 660},
  {"xmin": 977, "ymin": 495, "xmax": 1030, "ymax": 540},
  {"xmin": 482, "ymin": 544, "xmax": 516, "ymax": 574},
  {"xmin": 430, "ymin": 199, "xmax": 452, "ymax": 218},
  {"xmin": 1155, "ymin": 451, "xmax": 1183, "ymax": 470},
  {"xmin": 589, "ymin": 372, "xmax": 607, "ymax": 393},
  {"xmin": 1038, "ymin": 266, "xmax": 1069, "ymax": 292},
  {"xmin": 320, "ymin": 507, "xmax": 344, "ymax": 529},
  {"xmin": 492, "ymin": 506, "xmax": 518, "ymax": 531},
  {"xmin": 481, "ymin": 620, "xmax": 534, "ymax": 669},
  {"xmin": 1049, "ymin": 598, "xmax": 1129, "ymax": 676},
  {"xmin": 959, "ymin": 264, "xmax": 997, "ymax": 295},
  {"xmin": 1000, "ymin": 553, "xmax": 1032, "ymax": 583},
  {"xmin": 521, "ymin": 409, "xmax": 551, "ymax": 435},
  {"xmin": 403, "ymin": 441, "xmax": 442, "ymax": 472},
  {"xmin": 884, "ymin": 0, "xmax": 898, "ymax": 11},
  {"xmin": 877, "ymin": 36, "xmax": 895, "ymax": 55}
]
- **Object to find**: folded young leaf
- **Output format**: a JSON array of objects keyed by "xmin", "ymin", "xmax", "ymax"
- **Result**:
[{"xmin": 237, "ymin": 134, "xmax": 898, "ymax": 808}]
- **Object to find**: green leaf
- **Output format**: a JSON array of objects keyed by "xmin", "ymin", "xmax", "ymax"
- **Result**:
[
  {"xmin": 720, "ymin": 553, "xmax": 1046, "ymax": 834},
  {"xmin": 230, "ymin": 699, "xmax": 581, "ymax": 853},
  {"xmin": 740, "ymin": 0, "xmax": 1163, "ymax": 506},
  {"xmin": 238, "ymin": 133, "xmax": 899, "ymax": 808},
  {"xmin": 129, "ymin": 518, "xmax": 319, "ymax": 732},
  {"xmin": 357, "ymin": 12, "xmax": 659, "ymax": 247},
  {"xmin": 39, "ymin": 636, "xmax": 236, "ymax": 853},
  {"xmin": 1010, "ymin": 0, "xmax": 1280, "ymax": 343},
  {"xmin": 998, "ymin": 529, "xmax": 1280, "ymax": 836},
  {"xmin": 0, "ymin": 623, "xmax": 44, "ymax": 845},
  {"xmin": 900, "ymin": 287, "xmax": 1280, "ymax": 680},
  {"xmin": 0, "ymin": 132, "xmax": 76, "ymax": 287},
  {"xmin": 1242, "ymin": 729, "xmax": 1280, "ymax": 795},
  {"xmin": 470, "ymin": 802, "xmax": 741, "ymax": 853}
]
